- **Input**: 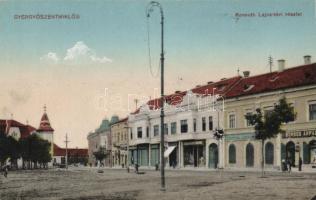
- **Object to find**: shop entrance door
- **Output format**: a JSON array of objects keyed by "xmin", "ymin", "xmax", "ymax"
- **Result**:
[
  {"xmin": 286, "ymin": 141, "xmax": 295, "ymax": 166},
  {"xmin": 208, "ymin": 143, "xmax": 218, "ymax": 169}
]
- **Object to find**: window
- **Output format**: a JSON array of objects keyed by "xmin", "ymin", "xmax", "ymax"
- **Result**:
[
  {"xmin": 146, "ymin": 127, "xmax": 149, "ymax": 138},
  {"xmin": 228, "ymin": 144, "xmax": 236, "ymax": 164},
  {"xmin": 193, "ymin": 119, "xmax": 197, "ymax": 132},
  {"xmin": 202, "ymin": 117, "xmax": 206, "ymax": 131},
  {"xmin": 164, "ymin": 123, "xmax": 168, "ymax": 135},
  {"xmin": 309, "ymin": 103, "xmax": 316, "ymax": 120},
  {"xmin": 154, "ymin": 125, "xmax": 159, "ymax": 136},
  {"xmin": 137, "ymin": 127, "xmax": 142, "ymax": 138},
  {"xmin": 171, "ymin": 122, "xmax": 177, "ymax": 134},
  {"xmin": 229, "ymin": 114, "xmax": 236, "ymax": 129},
  {"xmin": 209, "ymin": 116, "xmax": 213, "ymax": 131},
  {"xmin": 265, "ymin": 142, "xmax": 274, "ymax": 165},
  {"xmin": 130, "ymin": 130, "xmax": 133, "ymax": 140},
  {"xmin": 180, "ymin": 120, "xmax": 188, "ymax": 133},
  {"xmin": 246, "ymin": 143, "xmax": 254, "ymax": 167},
  {"xmin": 246, "ymin": 112, "xmax": 252, "ymax": 127}
]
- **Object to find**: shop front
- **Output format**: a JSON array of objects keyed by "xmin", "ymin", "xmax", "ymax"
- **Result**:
[
  {"xmin": 165, "ymin": 142, "xmax": 178, "ymax": 168},
  {"xmin": 183, "ymin": 140, "xmax": 205, "ymax": 167},
  {"xmin": 150, "ymin": 144, "xmax": 160, "ymax": 166},
  {"xmin": 282, "ymin": 128, "xmax": 316, "ymax": 167}
]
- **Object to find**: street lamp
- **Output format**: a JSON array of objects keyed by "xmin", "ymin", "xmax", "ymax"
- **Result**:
[
  {"xmin": 124, "ymin": 126, "xmax": 130, "ymax": 173},
  {"xmin": 146, "ymin": 1, "xmax": 166, "ymax": 191}
]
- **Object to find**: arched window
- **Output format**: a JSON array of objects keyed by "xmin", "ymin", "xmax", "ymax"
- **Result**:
[
  {"xmin": 228, "ymin": 144, "xmax": 236, "ymax": 164},
  {"xmin": 246, "ymin": 143, "xmax": 254, "ymax": 167},
  {"xmin": 265, "ymin": 142, "xmax": 274, "ymax": 165}
]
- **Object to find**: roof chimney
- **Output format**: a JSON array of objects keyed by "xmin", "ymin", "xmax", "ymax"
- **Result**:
[
  {"xmin": 175, "ymin": 90, "xmax": 181, "ymax": 94},
  {"xmin": 278, "ymin": 59, "xmax": 285, "ymax": 72},
  {"xmin": 207, "ymin": 81, "xmax": 214, "ymax": 84},
  {"xmin": 243, "ymin": 71, "xmax": 250, "ymax": 77},
  {"xmin": 304, "ymin": 55, "xmax": 311, "ymax": 65}
]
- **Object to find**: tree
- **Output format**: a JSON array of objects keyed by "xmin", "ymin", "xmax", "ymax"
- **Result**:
[
  {"xmin": 245, "ymin": 97, "xmax": 295, "ymax": 176},
  {"xmin": 93, "ymin": 147, "xmax": 107, "ymax": 166},
  {"xmin": 7, "ymin": 136, "xmax": 20, "ymax": 169},
  {"xmin": 0, "ymin": 133, "xmax": 9, "ymax": 168}
]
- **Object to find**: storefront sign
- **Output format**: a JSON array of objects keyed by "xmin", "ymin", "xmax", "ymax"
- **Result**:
[
  {"xmin": 225, "ymin": 132, "xmax": 255, "ymax": 141},
  {"xmin": 282, "ymin": 129, "xmax": 316, "ymax": 138},
  {"xmin": 183, "ymin": 141, "xmax": 204, "ymax": 146}
]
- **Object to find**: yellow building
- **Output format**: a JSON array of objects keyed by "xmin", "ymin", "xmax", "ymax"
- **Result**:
[{"xmin": 110, "ymin": 118, "xmax": 128, "ymax": 168}]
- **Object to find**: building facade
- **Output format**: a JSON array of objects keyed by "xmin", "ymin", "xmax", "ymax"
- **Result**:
[
  {"xmin": 223, "ymin": 57, "xmax": 316, "ymax": 170},
  {"xmin": 110, "ymin": 117, "xmax": 128, "ymax": 168},
  {"xmin": 87, "ymin": 115, "xmax": 119, "ymax": 167},
  {"xmin": 128, "ymin": 55, "xmax": 316, "ymax": 171}
]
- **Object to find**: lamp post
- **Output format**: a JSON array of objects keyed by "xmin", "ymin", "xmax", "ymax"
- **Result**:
[
  {"xmin": 147, "ymin": 1, "xmax": 165, "ymax": 191},
  {"xmin": 124, "ymin": 126, "xmax": 130, "ymax": 173}
]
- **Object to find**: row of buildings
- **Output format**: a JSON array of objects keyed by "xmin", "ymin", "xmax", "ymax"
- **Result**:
[
  {"xmin": 0, "ymin": 107, "xmax": 88, "ymax": 167},
  {"xmin": 87, "ymin": 55, "xmax": 316, "ymax": 170}
]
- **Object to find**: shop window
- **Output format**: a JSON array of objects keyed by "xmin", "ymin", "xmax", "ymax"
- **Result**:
[
  {"xmin": 202, "ymin": 117, "xmax": 206, "ymax": 131},
  {"xmin": 228, "ymin": 144, "xmax": 236, "ymax": 164},
  {"xmin": 137, "ymin": 127, "xmax": 142, "ymax": 139},
  {"xmin": 265, "ymin": 142, "xmax": 274, "ymax": 165},
  {"xmin": 171, "ymin": 122, "xmax": 177, "ymax": 134},
  {"xmin": 209, "ymin": 116, "xmax": 213, "ymax": 131},
  {"xmin": 310, "ymin": 140, "xmax": 316, "ymax": 164},
  {"xmin": 180, "ymin": 120, "xmax": 188, "ymax": 133},
  {"xmin": 153, "ymin": 125, "xmax": 159, "ymax": 136}
]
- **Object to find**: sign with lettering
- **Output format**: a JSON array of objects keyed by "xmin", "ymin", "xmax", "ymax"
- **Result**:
[{"xmin": 282, "ymin": 129, "xmax": 316, "ymax": 138}]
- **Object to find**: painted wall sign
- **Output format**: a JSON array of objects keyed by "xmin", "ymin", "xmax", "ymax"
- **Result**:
[{"xmin": 282, "ymin": 129, "xmax": 316, "ymax": 138}]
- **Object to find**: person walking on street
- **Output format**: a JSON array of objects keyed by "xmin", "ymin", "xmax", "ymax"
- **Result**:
[
  {"xmin": 299, "ymin": 157, "xmax": 303, "ymax": 171},
  {"xmin": 287, "ymin": 159, "xmax": 292, "ymax": 173},
  {"xmin": 3, "ymin": 165, "xmax": 8, "ymax": 178}
]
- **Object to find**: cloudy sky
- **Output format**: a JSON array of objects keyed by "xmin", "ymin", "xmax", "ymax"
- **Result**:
[{"xmin": 0, "ymin": 0, "xmax": 316, "ymax": 148}]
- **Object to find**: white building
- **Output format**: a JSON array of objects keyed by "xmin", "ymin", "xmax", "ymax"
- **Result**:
[{"xmin": 128, "ymin": 77, "xmax": 240, "ymax": 169}]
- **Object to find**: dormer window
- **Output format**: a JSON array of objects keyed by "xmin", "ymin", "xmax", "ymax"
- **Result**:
[
  {"xmin": 270, "ymin": 76, "xmax": 279, "ymax": 82},
  {"xmin": 243, "ymin": 84, "xmax": 254, "ymax": 92}
]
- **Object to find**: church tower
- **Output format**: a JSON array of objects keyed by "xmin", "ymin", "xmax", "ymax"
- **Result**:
[{"xmin": 37, "ymin": 105, "xmax": 54, "ymax": 158}]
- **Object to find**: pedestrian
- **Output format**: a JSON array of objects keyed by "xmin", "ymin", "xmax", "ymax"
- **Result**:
[
  {"xmin": 3, "ymin": 165, "xmax": 8, "ymax": 178},
  {"xmin": 287, "ymin": 159, "xmax": 292, "ymax": 173},
  {"xmin": 299, "ymin": 157, "xmax": 303, "ymax": 171},
  {"xmin": 281, "ymin": 159, "xmax": 287, "ymax": 172}
]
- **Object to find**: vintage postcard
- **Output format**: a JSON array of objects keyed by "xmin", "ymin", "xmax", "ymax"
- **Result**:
[{"xmin": 0, "ymin": 0, "xmax": 316, "ymax": 199}]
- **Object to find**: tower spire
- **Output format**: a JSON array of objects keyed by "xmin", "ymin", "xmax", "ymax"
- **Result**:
[{"xmin": 44, "ymin": 104, "xmax": 47, "ymax": 113}]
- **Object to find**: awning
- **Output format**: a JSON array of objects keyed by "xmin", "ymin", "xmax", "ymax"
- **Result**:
[{"xmin": 164, "ymin": 146, "xmax": 176, "ymax": 158}]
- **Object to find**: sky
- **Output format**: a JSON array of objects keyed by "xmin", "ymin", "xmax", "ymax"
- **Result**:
[{"xmin": 0, "ymin": 0, "xmax": 316, "ymax": 148}]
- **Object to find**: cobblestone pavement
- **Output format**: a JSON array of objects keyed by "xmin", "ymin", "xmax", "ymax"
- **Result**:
[{"xmin": 1, "ymin": 168, "xmax": 316, "ymax": 200}]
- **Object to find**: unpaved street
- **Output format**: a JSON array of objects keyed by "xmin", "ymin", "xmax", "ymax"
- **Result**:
[{"xmin": 1, "ymin": 168, "xmax": 316, "ymax": 200}]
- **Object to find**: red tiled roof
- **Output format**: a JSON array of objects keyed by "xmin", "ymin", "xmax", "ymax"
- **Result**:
[
  {"xmin": 130, "ymin": 76, "xmax": 242, "ymax": 113},
  {"xmin": 53, "ymin": 143, "xmax": 88, "ymax": 157},
  {"xmin": 225, "ymin": 63, "xmax": 316, "ymax": 98},
  {"xmin": 130, "ymin": 62, "xmax": 316, "ymax": 115},
  {"xmin": 0, "ymin": 119, "xmax": 36, "ymax": 138},
  {"xmin": 37, "ymin": 112, "xmax": 54, "ymax": 132}
]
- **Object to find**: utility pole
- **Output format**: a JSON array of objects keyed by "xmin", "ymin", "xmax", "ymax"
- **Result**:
[
  {"xmin": 269, "ymin": 56, "xmax": 273, "ymax": 73},
  {"xmin": 64, "ymin": 133, "xmax": 70, "ymax": 169},
  {"xmin": 147, "ymin": 1, "xmax": 165, "ymax": 191}
]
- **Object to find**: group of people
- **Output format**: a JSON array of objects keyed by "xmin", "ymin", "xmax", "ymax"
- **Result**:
[{"xmin": 282, "ymin": 157, "xmax": 303, "ymax": 172}]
